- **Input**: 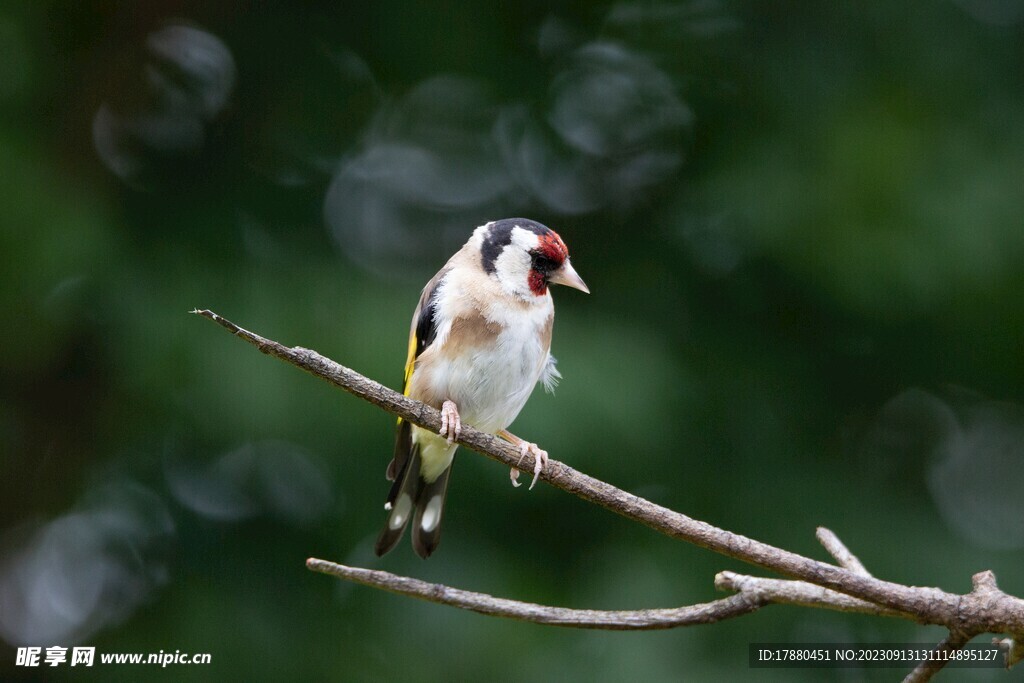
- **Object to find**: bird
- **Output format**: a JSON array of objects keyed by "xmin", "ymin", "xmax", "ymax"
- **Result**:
[{"xmin": 374, "ymin": 218, "xmax": 589, "ymax": 558}]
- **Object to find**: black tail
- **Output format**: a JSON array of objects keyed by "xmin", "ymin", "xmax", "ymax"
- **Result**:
[
  {"xmin": 411, "ymin": 462, "xmax": 453, "ymax": 559},
  {"xmin": 374, "ymin": 446, "xmax": 422, "ymax": 557},
  {"xmin": 375, "ymin": 451, "xmax": 455, "ymax": 559}
]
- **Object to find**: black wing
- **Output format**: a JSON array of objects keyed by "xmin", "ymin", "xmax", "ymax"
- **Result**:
[{"xmin": 386, "ymin": 268, "xmax": 447, "ymax": 483}]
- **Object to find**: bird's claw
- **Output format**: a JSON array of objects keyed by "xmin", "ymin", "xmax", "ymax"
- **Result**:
[
  {"xmin": 511, "ymin": 441, "xmax": 548, "ymax": 490},
  {"xmin": 439, "ymin": 400, "xmax": 461, "ymax": 445}
]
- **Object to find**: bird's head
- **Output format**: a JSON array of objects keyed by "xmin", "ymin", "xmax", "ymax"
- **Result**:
[{"xmin": 475, "ymin": 218, "xmax": 589, "ymax": 301}]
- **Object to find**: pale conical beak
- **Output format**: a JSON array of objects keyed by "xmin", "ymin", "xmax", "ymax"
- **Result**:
[{"xmin": 548, "ymin": 258, "xmax": 590, "ymax": 293}]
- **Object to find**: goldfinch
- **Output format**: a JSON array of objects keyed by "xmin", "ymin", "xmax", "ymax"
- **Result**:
[{"xmin": 374, "ymin": 218, "xmax": 589, "ymax": 558}]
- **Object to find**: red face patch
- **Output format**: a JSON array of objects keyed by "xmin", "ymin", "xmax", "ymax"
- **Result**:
[
  {"xmin": 538, "ymin": 232, "xmax": 568, "ymax": 264},
  {"xmin": 528, "ymin": 231, "xmax": 569, "ymax": 296},
  {"xmin": 528, "ymin": 269, "xmax": 547, "ymax": 296}
]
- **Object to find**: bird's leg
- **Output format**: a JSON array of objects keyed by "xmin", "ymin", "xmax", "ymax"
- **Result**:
[
  {"xmin": 498, "ymin": 429, "xmax": 548, "ymax": 490},
  {"xmin": 439, "ymin": 400, "xmax": 461, "ymax": 445}
]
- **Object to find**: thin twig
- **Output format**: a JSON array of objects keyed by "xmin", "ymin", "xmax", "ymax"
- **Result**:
[
  {"xmin": 306, "ymin": 558, "xmax": 766, "ymax": 629},
  {"xmin": 816, "ymin": 527, "xmax": 871, "ymax": 576}
]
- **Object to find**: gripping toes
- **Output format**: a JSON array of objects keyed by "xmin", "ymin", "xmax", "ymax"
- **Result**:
[
  {"xmin": 439, "ymin": 400, "xmax": 461, "ymax": 445},
  {"xmin": 510, "ymin": 441, "xmax": 548, "ymax": 490},
  {"xmin": 529, "ymin": 445, "xmax": 549, "ymax": 490},
  {"xmin": 509, "ymin": 441, "xmax": 529, "ymax": 488}
]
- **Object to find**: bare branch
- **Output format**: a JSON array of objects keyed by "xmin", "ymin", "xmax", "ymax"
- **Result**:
[
  {"xmin": 306, "ymin": 558, "xmax": 766, "ymax": 629},
  {"xmin": 195, "ymin": 310, "xmax": 1024, "ymax": 664},
  {"xmin": 816, "ymin": 527, "xmax": 871, "ymax": 577}
]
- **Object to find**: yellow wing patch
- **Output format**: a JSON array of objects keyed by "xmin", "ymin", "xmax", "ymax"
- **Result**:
[
  {"xmin": 403, "ymin": 328, "xmax": 418, "ymax": 392},
  {"xmin": 398, "ymin": 266, "xmax": 445, "ymax": 426},
  {"xmin": 397, "ymin": 326, "xmax": 418, "ymax": 426}
]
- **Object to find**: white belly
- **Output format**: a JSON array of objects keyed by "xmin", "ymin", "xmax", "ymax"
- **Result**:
[
  {"xmin": 441, "ymin": 326, "xmax": 547, "ymax": 433},
  {"xmin": 413, "ymin": 328, "xmax": 547, "ymax": 482}
]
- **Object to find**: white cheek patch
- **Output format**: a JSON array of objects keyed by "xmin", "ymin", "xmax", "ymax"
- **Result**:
[
  {"xmin": 389, "ymin": 493, "xmax": 413, "ymax": 529},
  {"xmin": 492, "ymin": 227, "xmax": 541, "ymax": 299},
  {"xmin": 420, "ymin": 495, "xmax": 444, "ymax": 532},
  {"xmin": 509, "ymin": 226, "xmax": 541, "ymax": 252}
]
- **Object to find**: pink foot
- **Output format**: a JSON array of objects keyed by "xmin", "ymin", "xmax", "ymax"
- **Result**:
[
  {"xmin": 439, "ymin": 400, "xmax": 461, "ymax": 445},
  {"xmin": 510, "ymin": 441, "xmax": 548, "ymax": 490}
]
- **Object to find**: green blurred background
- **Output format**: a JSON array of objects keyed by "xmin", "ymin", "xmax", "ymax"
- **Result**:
[{"xmin": 2, "ymin": 1, "xmax": 1023, "ymax": 681}]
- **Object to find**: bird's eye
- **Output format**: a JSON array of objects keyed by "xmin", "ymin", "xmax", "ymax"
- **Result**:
[{"xmin": 532, "ymin": 254, "xmax": 557, "ymax": 272}]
